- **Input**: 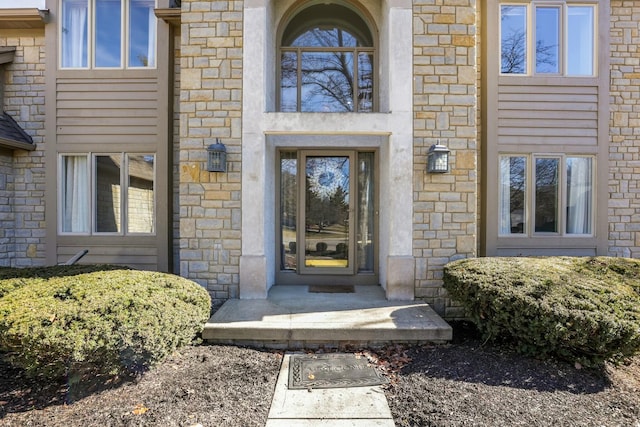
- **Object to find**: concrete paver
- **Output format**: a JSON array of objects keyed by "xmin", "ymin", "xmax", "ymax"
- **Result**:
[{"xmin": 265, "ymin": 353, "xmax": 395, "ymax": 427}]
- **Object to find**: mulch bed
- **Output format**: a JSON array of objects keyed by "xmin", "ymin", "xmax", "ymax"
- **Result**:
[
  {"xmin": 385, "ymin": 322, "xmax": 640, "ymax": 427},
  {"xmin": 1, "ymin": 322, "xmax": 639, "ymax": 426}
]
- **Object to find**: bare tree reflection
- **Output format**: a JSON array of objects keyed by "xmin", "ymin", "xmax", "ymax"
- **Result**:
[
  {"xmin": 281, "ymin": 27, "xmax": 373, "ymax": 112},
  {"xmin": 535, "ymin": 158, "xmax": 559, "ymax": 232},
  {"xmin": 501, "ymin": 6, "xmax": 558, "ymax": 74}
]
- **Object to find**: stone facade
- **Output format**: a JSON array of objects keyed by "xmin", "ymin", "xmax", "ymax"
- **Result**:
[
  {"xmin": 173, "ymin": 29, "xmax": 182, "ymax": 274},
  {"xmin": 3, "ymin": 1, "xmax": 640, "ymax": 319},
  {"xmin": 0, "ymin": 148, "xmax": 13, "ymax": 267},
  {"xmin": 0, "ymin": 30, "xmax": 46, "ymax": 267},
  {"xmin": 609, "ymin": 1, "xmax": 640, "ymax": 258},
  {"xmin": 413, "ymin": 0, "xmax": 477, "ymax": 317},
  {"xmin": 179, "ymin": 0, "xmax": 243, "ymax": 298}
]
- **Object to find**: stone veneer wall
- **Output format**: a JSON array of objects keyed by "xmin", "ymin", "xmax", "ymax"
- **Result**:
[
  {"xmin": 0, "ymin": 30, "xmax": 46, "ymax": 267},
  {"xmin": 179, "ymin": 0, "xmax": 243, "ymax": 298},
  {"xmin": 173, "ymin": 28, "xmax": 182, "ymax": 274},
  {"xmin": 413, "ymin": 0, "xmax": 477, "ymax": 317},
  {"xmin": 0, "ymin": 148, "xmax": 13, "ymax": 267},
  {"xmin": 609, "ymin": 1, "xmax": 640, "ymax": 258}
]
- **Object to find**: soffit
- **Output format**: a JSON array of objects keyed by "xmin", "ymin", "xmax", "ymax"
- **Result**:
[
  {"xmin": 155, "ymin": 8, "xmax": 180, "ymax": 26},
  {"xmin": 0, "ymin": 8, "xmax": 49, "ymax": 29}
]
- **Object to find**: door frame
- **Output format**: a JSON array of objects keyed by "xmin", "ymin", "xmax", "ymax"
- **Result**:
[{"xmin": 275, "ymin": 148, "xmax": 379, "ymax": 286}]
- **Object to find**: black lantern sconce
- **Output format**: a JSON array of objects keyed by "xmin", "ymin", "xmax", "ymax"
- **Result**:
[
  {"xmin": 207, "ymin": 139, "xmax": 227, "ymax": 172},
  {"xmin": 427, "ymin": 142, "xmax": 450, "ymax": 173}
]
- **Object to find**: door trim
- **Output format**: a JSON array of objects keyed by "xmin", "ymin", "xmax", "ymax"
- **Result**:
[{"xmin": 275, "ymin": 148, "xmax": 379, "ymax": 286}]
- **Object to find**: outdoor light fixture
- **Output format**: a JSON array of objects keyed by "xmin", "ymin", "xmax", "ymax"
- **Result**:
[
  {"xmin": 427, "ymin": 142, "xmax": 450, "ymax": 173},
  {"xmin": 207, "ymin": 139, "xmax": 227, "ymax": 172}
]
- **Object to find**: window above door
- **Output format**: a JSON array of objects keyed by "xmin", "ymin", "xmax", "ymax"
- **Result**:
[{"xmin": 278, "ymin": 3, "xmax": 376, "ymax": 112}]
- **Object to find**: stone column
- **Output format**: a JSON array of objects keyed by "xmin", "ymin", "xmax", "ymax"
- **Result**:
[
  {"xmin": 413, "ymin": 0, "xmax": 478, "ymax": 316},
  {"xmin": 179, "ymin": 0, "xmax": 243, "ymax": 300}
]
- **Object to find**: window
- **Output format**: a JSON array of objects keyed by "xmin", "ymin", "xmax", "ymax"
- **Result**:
[
  {"xmin": 278, "ymin": 3, "xmax": 375, "ymax": 112},
  {"xmin": 499, "ymin": 155, "xmax": 592, "ymax": 236},
  {"xmin": 60, "ymin": 153, "xmax": 155, "ymax": 234},
  {"xmin": 500, "ymin": 2, "xmax": 595, "ymax": 76},
  {"xmin": 61, "ymin": 0, "xmax": 157, "ymax": 69}
]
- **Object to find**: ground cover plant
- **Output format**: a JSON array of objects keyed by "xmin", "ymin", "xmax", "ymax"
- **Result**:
[
  {"xmin": 443, "ymin": 256, "xmax": 640, "ymax": 366},
  {"xmin": 0, "ymin": 265, "xmax": 211, "ymax": 380}
]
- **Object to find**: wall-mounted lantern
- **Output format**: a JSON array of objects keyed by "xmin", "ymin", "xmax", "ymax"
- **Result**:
[
  {"xmin": 427, "ymin": 142, "xmax": 450, "ymax": 173},
  {"xmin": 207, "ymin": 139, "xmax": 227, "ymax": 172}
]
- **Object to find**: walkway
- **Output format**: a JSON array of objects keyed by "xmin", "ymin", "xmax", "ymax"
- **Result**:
[{"xmin": 266, "ymin": 353, "xmax": 395, "ymax": 426}]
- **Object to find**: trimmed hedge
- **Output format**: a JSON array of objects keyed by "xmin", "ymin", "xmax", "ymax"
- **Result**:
[
  {"xmin": 444, "ymin": 257, "xmax": 640, "ymax": 366},
  {"xmin": 0, "ymin": 265, "xmax": 211, "ymax": 379}
]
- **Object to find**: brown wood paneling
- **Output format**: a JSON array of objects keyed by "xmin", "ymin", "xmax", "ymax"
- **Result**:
[
  {"xmin": 55, "ymin": 77, "xmax": 159, "ymax": 145},
  {"xmin": 56, "ymin": 134, "xmax": 159, "ymax": 145},
  {"xmin": 57, "ymin": 244, "xmax": 158, "ymax": 270},
  {"xmin": 497, "ymin": 84, "xmax": 599, "ymax": 145}
]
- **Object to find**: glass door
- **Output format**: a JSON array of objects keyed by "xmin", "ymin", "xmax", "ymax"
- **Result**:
[
  {"xmin": 301, "ymin": 154, "xmax": 353, "ymax": 273},
  {"xmin": 278, "ymin": 150, "xmax": 377, "ymax": 284}
]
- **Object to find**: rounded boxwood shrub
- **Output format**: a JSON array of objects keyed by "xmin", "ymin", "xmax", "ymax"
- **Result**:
[
  {"xmin": 444, "ymin": 257, "xmax": 640, "ymax": 367},
  {"xmin": 0, "ymin": 266, "xmax": 211, "ymax": 379}
]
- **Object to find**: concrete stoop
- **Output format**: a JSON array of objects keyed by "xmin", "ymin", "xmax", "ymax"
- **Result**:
[{"xmin": 202, "ymin": 285, "xmax": 452, "ymax": 348}]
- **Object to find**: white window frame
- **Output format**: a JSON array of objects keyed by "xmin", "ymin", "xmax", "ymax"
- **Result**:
[
  {"xmin": 498, "ymin": 154, "xmax": 595, "ymax": 237},
  {"xmin": 59, "ymin": 0, "xmax": 157, "ymax": 70},
  {"xmin": 499, "ymin": 1, "xmax": 597, "ymax": 77},
  {"xmin": 58, "ymin": 152, "xmax": 156, "ymax": 236}
]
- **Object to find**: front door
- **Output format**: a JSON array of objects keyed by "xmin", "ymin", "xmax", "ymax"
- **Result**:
[{"xmin": 277, "ymin": 150, "xmax": 377, "ymax": 285}]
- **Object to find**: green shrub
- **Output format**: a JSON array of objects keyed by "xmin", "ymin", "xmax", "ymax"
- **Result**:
[
  {"xmin": 443, "ymin": 257, "xmax": 640, "ymax": 367},
  {"xmin": 0, "ymin": 264, "xmax": 126, "ymax": 298},
  {"xmin": 0, "ymin": 267, "xmax": 211, "ymax": 379}
]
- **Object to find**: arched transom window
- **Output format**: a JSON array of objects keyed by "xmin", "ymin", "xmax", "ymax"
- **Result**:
[{"xmin": 278, "ymin": 3, "xmax": 375, "ymax": 112}]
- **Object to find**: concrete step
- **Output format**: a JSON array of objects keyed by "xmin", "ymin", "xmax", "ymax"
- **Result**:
[{"xmin": 203, "ymin": 285, "xmax": 452, "ymax": 348}]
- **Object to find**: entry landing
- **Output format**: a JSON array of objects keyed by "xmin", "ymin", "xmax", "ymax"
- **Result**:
[{"xmin": 203, "ymin": 285, "xmax": 452, "ymax": 348}]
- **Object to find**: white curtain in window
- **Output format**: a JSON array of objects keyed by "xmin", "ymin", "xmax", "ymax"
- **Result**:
[
  {"xmin": 567, "ymin": 6, "xmax": 594, "ymax": 76},
  {"xmin": 62, "ymin": 156, "xmax": 89, "ymax": 233},
  {"xmin": 61, "ymin": 0, "xmax": 88, "ymax": 68},
  {"xmin": 566, "ymin": 157, "xmax": 592, "ymax": 234},
  {"xmin": 147, "ymin": 6, "xmax": 157, "ymax": 67},
  {"xmin": 499, "ymin": 157, "xmax": 511, "ymax": 235}
]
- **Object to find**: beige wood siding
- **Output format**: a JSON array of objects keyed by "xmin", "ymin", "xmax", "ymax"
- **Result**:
[
  {"xmin": 50, "ymin": 74, "xmax": 167, "ymax": 270},
  {"xmin": 56, "ymin": 239, "xmax": 159, "ymax": 270},
  {"xmin": 45, "ymin": 2, "xmax": 172, "ymax": 272},
  {"xmin": 55, "ymin": 77, "xmax": 159, "ymax": 147},
  {"xmin": 481, "ymin": 0, "xmax": 610, "ymax": 257},
  {"xmin": 498, "ymin": 84, "xmax": 599, "ymax": 146}
]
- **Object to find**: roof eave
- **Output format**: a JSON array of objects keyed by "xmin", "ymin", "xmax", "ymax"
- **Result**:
[
  {"xmin": 0, "ymin": 138, "xmax": 35, "ymax": 151},
  {"xmin": 0, "ymin": 8, "xmax": 49, "ymax": 30},
  {"xmin": 0, "ymin": 47, "xmax": 16, "ymax": 65},
  {"xmin": 154, "ymin": 8, "xmax": 181, "ymax": 26}
]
